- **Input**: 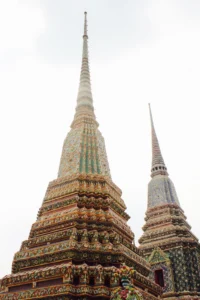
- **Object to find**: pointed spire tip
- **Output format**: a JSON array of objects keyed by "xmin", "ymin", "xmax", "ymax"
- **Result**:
[
  {"xmin": 149, "ymin": 105, "xmax": 168, "ymax": 177},
  {"xmin": 73, "ymin": 8, "xmax": 93, "ymax": 116},
  {"xmin": 83, "ymin": 11, "xmax": 88, "ymax": 37},
  {"xmin": 148, "ymin": 103, "xmax": 153, "ymax": 127}
]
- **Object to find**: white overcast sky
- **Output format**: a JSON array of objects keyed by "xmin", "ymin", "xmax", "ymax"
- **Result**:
[{"xmin": 0, "ymin": 0, "xmax": 200, "ymax": 277}]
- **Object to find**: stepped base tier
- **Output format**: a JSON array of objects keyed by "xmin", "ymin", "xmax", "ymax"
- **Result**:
[
  {"xmin": 0, "ymin": 174, "xmax": 162, "ymax": 299},
  {"xmin": 139, "ymin": 203, "xmax": 200, "ymax": 299}
]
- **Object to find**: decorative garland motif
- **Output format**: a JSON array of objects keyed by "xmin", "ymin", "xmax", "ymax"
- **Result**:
[{"xmin": 111, "ymin": 266, "xmax": 143, "ymax": 300}]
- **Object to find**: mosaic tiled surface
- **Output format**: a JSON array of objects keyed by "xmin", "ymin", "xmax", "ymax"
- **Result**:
[
  {"xmin": 58, "ymin": 121, "xmax": 111, "ymax": 178},
  {"xmin": 148, "ymin": 175, "xmax": 180, "ymax": 208},
  {"xmin": 148, "ymin": 248, "xmax": 174, "ymax": 293},
  {"xmin": 58, "ymin": 128, "xmax": 82, "ymax": 176}
]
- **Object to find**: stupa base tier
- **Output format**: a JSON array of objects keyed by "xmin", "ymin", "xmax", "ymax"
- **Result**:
[
  {"xmin": 13, "ymin": 193, "xmax": 150, "ymax": 277},
  {"xmin": 30, "ymin": 212, "xmax": 133, "ymax": 244},
  {"xmin": 12, "ymin": 247, "xmax": 151, "ymax": 277},
  {"xmin": 43, "ymin": 174, "xmax": 125, "ymax": 210},
  {"xmin": 140, "ymin": 239, "xmax": 199, "ymax": 257},
  {"xmin": 0, "ymin": 284, "xmax": 112, "ymax": 300},
  {"xmin": 139, "ymin": 204, "xmax": 200, "ymax": 297},
  {"xmin": 162, "ymin": 291, "xmax": 200, "ymax": 299},
  {"xmin": 22, "ymin": 226, "xmax": 136, "ymax": 252},
  {"xmin": 0, "ymin": 264, "xmax": 162, "ymax": 299},
  {"xmin": 0, "ymin": 287, "xmax": 160, "ymax": 300},
  {"xmin": 0, "ymin": 291, "xmax": 160, "ymax": 300}
]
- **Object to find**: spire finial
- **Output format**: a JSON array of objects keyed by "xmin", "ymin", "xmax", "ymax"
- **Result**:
[
  {"xmin": 148, "ymin": 103, "xmax": 154, "ymax": 128},
  {"xmin": 72, "ymin": 11, "xmax": 94, "ymax": 122},
  {"xmin": 149, "ymin": 104, "xmax": 168, "ymax": 177},
  {"xmin": 84, "ymin": 12, "xmax": 87, "ymax": 36}
]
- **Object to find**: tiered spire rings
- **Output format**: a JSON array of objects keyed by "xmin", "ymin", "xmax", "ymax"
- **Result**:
[{"xmin": 58, "ymin": 12, "xmax": 111, "ymax": 178}]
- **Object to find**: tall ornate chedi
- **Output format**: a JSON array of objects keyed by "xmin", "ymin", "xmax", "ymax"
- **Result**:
[
  {"xmin": 0, "ymin": 14, "xmax": 161, "ymax": 300},
  {"xmin": 139, "ymin": 104, "xmax": 200, "ymax": 299}
]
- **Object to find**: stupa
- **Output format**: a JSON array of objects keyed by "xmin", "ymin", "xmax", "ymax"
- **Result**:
[
  {"xmin": 0, "ymin": 13, "xmax": 161, "ymax": 300},
  {"xmin": 139, "ymin": 104, "xmax": 200, "ymax": 299}
]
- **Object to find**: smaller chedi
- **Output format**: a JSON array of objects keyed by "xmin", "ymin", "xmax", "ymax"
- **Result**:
[{"xmin": 139, "ymin": 104, "xmax": 200, "ymax": 299}]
